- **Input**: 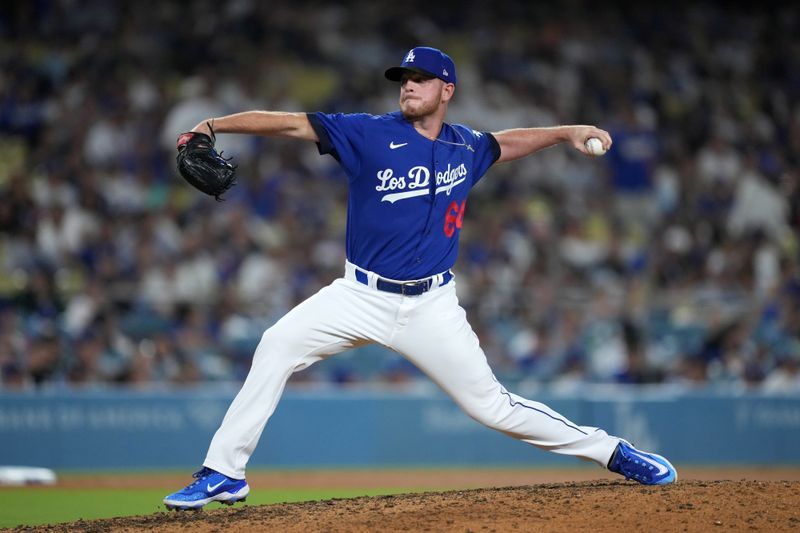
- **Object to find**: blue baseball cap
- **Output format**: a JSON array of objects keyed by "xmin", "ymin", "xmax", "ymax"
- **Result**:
[{"xmin": 385, "ymin": 46, "xmax": 457, "ymax": 85}]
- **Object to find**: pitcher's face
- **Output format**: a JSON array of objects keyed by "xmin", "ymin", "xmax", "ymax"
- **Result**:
[{"xmin": 399, "ymin": 72, "xmax": 452, "ymax": 120}]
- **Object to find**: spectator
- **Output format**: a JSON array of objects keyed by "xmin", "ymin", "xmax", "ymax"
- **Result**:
[{"xmin": 0, "ymin": 1, "xmax": 797, "ymax": 390}]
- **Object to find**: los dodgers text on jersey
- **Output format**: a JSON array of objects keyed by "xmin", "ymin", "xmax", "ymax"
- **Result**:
[{"xmin": 307, "ymin": 110, "xmax": 499, "ymax": 280}]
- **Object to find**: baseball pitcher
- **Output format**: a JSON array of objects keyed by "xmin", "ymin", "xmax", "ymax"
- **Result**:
[{"xmin": 165, "ymin": 46, "xmax": 677, "ymax": 510}]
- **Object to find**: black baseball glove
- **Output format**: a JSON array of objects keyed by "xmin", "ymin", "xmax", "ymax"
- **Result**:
[{"xmin": 176, "ymin": 126, "xmax": 237, "ymax": 201}]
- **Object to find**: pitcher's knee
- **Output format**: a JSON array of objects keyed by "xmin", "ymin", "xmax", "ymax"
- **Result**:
[{"xmin": 460, "ymin": 397, "xmax": 513, "ymax": 431}]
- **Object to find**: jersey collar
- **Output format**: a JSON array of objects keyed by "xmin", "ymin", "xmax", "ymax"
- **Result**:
[{"xmin": 390, "ymin": 110, "xmax": 455, "ymax": 144}]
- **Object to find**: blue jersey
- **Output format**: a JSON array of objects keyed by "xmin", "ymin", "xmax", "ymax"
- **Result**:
[{"xmin": 308, "ymin": 110, "xmax": 500, "ymax": 280}]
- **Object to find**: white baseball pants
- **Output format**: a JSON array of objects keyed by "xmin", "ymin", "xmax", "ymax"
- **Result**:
[{"xmin": 204, "ymin": 263, "xmax": 620, "ymax": 479}]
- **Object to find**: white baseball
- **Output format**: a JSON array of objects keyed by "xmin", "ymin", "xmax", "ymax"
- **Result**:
[{"xmin": 585, "ymin": 137, "xmax": 606, "ymax": 156}]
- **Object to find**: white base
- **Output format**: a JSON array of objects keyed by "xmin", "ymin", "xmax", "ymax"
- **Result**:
[{"xmin": 0, "ymin": 466, "xmax": 57, "ymax": 486}]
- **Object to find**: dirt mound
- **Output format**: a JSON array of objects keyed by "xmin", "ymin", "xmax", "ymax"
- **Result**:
[{"xmin": 11, "ymin": 480, "xmax": 800, "ymax": 532}]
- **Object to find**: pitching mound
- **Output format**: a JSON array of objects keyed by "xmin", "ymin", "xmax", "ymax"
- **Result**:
[{"xmin": 14, "ymin": 480, "xmax": 800, "ymax": 532}]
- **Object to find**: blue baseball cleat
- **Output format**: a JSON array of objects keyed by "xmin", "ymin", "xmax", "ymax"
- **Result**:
[
  {"xmin": 608, "ymin": 440, "xmax": 677, "ymax": 485},
  {"xmin": 163, "ymin": 467, "xmax": 250, "ymax": 510}
]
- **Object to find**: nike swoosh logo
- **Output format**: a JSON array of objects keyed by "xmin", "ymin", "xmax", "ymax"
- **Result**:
[
  {"xmin": 634, "ymin": 451, "xmax": 670, "ymax": 477},
  {"xmin": 389, "ymin": 142, "xmax": 408, "ymax": 149},
  {"xmin": 207, "ymin": 479, "xmax": 226, "ymax": 492},
  {"xmin": 651, "ymin": 458, "xmax": 670, "ymax": 477}
]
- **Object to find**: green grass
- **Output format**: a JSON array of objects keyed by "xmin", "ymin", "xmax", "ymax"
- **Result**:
[{"xmin": 0, "ymin": 488, "xmax": 418, "ymax": 528}]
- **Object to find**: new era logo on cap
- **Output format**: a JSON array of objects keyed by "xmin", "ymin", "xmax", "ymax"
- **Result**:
[{"xmin": 385, "ymin": 46, "xmax": 457, "ymax": 85}]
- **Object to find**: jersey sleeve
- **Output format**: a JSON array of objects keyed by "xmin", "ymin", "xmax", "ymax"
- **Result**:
[
  {"xmin": 461, "ymin": 126, "xmax": 501, "ymax": 186},
  {"xmin": 307, "ymin": 112, "xmax": 369, "ymax": 178}
]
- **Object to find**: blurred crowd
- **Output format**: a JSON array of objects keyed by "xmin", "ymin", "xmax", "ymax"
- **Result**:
[{"xmin": 1, "ymin": 1, "xmax": 799, "ymax": 392}]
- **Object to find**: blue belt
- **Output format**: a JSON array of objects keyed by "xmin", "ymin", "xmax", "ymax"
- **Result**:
[{"xmin": 355, "ymin": 269, "xmax": 453, "ymax": 296}]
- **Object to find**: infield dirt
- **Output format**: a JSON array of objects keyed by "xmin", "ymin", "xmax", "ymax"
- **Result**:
[{"xmin": 9, "ymin": 479, "xmax": 800, "ymax": 532}]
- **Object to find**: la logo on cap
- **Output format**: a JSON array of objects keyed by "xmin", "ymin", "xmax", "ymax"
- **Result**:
[{"xmin": 385, "ymin": 46, "xmax": 457, "ymax": 85}]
